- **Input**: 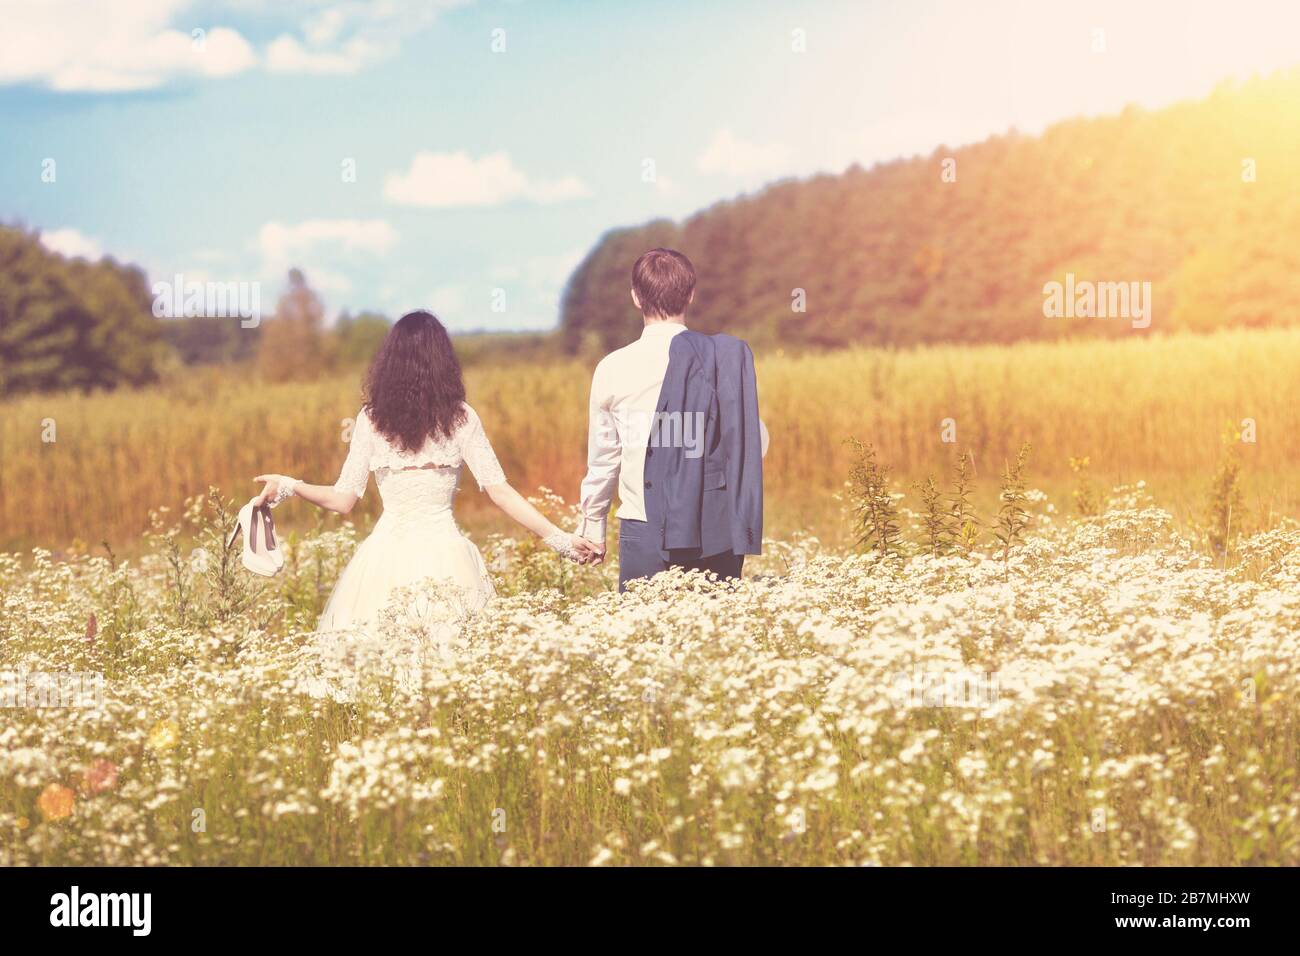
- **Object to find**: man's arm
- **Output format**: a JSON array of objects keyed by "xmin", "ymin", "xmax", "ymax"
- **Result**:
[{"xmin": 577, "ymin": 363, "xmax": 620, "ymax": 559}]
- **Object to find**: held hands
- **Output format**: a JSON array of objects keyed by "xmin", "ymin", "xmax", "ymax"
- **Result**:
[
  {"xmin": 543, "ymin": 530, "xmax": 605, "ymax": 565},
  {"xmin": 573, "ymin": 536, "xmax": 605, "ymax": 565},
  {"xmin": 576, "ymin": 536, "xmax": 605, "ymax": 565}
]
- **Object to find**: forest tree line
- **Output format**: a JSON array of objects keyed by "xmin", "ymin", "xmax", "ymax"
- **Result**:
[
  {"xmin": 5, "ymin": 71, "xmax": 1300, "ymax": 397},
  {"xmin": 0, "ymin": 229, "xmax": 390, "ymax": 397},
  {"xmin": 560, "ymin": 71, "xmax": 1300, "ymax": 352}
]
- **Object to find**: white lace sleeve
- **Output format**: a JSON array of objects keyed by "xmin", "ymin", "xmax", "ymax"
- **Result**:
[
  {"xmin": 333, "ymin": 409, "xmax": 372, "ymax": 499},
  {"xmin": 460, "ymin": 405, "xmax": 507, "ymax": 490}
]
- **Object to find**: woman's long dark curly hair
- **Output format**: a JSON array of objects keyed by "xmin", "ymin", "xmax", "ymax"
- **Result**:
[{"xmin": 363, "ymin": 310, "xmax": 467, "ymax": 452}]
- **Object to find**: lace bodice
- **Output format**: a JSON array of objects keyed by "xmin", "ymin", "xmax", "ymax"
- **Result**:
[{"xmin": 333, "ymin": 404, "xmax": 507, "ymax": 515}]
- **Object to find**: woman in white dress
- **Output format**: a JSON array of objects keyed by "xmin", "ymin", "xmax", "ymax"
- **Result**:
[{"xmin": 250, "ymin": 310, "xmax": 597, "ymax": 632}]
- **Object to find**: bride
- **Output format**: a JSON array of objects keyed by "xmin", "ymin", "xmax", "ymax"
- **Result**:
[{"xmin": 250, "ymin": 309, "xmax": 599, "ymax": 633}]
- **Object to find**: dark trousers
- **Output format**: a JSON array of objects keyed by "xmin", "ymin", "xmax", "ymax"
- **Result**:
[{"xmin": 618, "ymin": 519, "xmax": 744, "ymax": 592}]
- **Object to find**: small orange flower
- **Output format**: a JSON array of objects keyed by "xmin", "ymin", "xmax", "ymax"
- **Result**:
[
  {"xmin": 81, "ymin": 759, "xmax": 119, "ymax": 794},
  {"xmin": 37, "ymin": 783, "xmax": 75, "ymax": 822},
  {"xmin": 146, "ymin": 719, "xmax": 179, "ymax": 753},
  {"xmin": 16, "ymin": 816, "xmax": 30, "ymax": 831}
]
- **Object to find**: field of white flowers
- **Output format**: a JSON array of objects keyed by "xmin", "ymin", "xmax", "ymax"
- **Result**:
[{"xmin": 2, "ymin": 488, "xmax": 1298, "ymax": 866}]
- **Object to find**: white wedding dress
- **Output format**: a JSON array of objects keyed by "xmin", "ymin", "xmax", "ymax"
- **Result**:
[{"xmin": 316, "ymin": 403, "xmax": 506, "ymax": 634}]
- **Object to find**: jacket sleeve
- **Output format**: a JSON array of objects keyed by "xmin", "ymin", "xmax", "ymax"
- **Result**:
[
  {"xmin": 657, "ymin": 336, "xmax": 711, "ymax": 552},
  {"xmin": 732, "ymin": 341, "xmax": 764, "ymax": 554}
]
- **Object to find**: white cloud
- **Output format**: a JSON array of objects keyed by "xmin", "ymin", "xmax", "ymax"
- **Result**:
[
  {"xmin": 0, "ymin": 0, "xmax": 471, "ymax": 91},
  {"xmin": 0, "ymin": 2, "xmax": 256, "ymax": 92},
  {"xmin": 258, "ymin": 218, "xmax": 398, "ymax": 266},
  {"xmin": 265, "ymin": 35, "xmax": 372, "ymax": 75},
  {"xmin": 384, "ymin": 151, "xmax": 592, "ymax": 208},
  {"xmin": 697, "ymin": 129, "xmax": 793, "ymax": 178},
  {"xmin": 303, "ymin": 7, "xmax": 348, "ymax": 46},
  {"xmin": 40, "ymin": 228, "xmax": 102, "ymax": 260},
  {"xmin": 266, "ymin": 0, "xmax": 472, "ymax": 76},
  {"xmin": 256, "ymin": 219, "xmax": 398, "ymax": 303}
]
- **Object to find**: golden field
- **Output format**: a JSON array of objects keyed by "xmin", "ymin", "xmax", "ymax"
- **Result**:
[
  {"xmin": 2, "ymin": 490, "xmax": 1298, "ymax": 865},
  {"xmin": 2, "ymin": 327, "xmax": 1300, "ymax": 865},
  {"xmin": 2, "ymin": 327, "xmax": 1299, "ymax": 553}
]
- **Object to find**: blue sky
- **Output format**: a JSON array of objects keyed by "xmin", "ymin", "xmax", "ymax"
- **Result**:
[{"xmin": 2, "ymin": 0, "xmax": 1298, "ymax": 331}]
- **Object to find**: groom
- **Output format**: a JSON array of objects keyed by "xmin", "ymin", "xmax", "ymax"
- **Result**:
[{"xmin": 576, "ymin": 248, "xmax": 764, "ymax": 590}]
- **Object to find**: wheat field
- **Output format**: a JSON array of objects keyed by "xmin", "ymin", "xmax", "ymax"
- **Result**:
[
  {"xmin": 3, "ymin": 328, "xmax": 1300, "ymax": 865},
  {"xmin": 2, "ymin": 328, "xmax": 1299, "ymax": 552}
]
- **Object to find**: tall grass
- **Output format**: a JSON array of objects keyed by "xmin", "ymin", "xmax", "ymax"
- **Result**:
[
  {"xmin": 2, "ymin": 328, "xmax": 1299, "ymax": 550},
  {"xmin": 3, "ymin": 493, "xmax": 1299, "ymax": 865}
]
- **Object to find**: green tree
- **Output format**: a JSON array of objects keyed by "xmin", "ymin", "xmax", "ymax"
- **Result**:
[
  {"xmin": 0, "ymin": 225, "xmax": 164, "ymax": 396},
  {"xmin": 333, "ymin": 310, "xmax": 391, "ymax": 366},
  {"xmin": 256, "ymin": 269, "xmax": 336, "ymax": 382},
  {"xmin": 560, "ymin": 70, "xmax": 1300, "ymax": 351}
]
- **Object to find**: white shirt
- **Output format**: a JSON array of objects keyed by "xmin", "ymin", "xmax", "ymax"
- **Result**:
[{"xmin": 578, "ymin": 322, "xmax": 687, "ymax": 540}]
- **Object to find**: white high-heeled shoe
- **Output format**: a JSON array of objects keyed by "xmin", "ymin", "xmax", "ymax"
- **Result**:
[{"xmin": 227, "ymin": 500, "xmax": 281, "ymax": 576}]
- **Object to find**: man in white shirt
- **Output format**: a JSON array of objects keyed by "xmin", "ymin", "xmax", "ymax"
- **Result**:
[{"xmin": 577, "ymin": 248, "xmax": 758, "ymax": 589}]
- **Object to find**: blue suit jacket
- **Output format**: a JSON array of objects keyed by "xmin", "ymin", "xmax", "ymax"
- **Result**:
[{"xmin": 643, "ymin": 330, "xmax": 763, "ymax": 559}]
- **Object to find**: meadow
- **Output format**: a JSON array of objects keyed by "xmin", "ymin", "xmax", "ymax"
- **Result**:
[
  {"xmin": 2, "ymin": 327, "xmax": 1299, "ymax": 866},
  {"xmin": 2, "ymin": 327, "xmax": 1299, "ymax": 553},
  {"xmin": 1, "ymin": 485, "xmax": 1298, "ymax": 865}
]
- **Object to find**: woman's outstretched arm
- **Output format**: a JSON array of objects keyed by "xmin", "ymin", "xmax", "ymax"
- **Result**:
[
  {"xmin": 251, "ymin": 408, "xmax": 372, "ymax": 514},
  {"xmin": 461, "ymin": 407, "xmax": 599, "ymax": 562},
  {"xmin": 252, "ymin": 476, "xmax": 358, "ymax": 515},
  {"xmin": 485, "ymin": 482, "xmax": 601, "ymax": 561}
]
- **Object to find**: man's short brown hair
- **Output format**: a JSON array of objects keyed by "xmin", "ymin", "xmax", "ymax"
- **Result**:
[{"xmin": 631, "ymin": 248, "xmax": 696, "ymax": 318}]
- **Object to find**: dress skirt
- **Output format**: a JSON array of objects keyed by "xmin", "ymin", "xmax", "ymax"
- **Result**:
[{"xmin": 317, "ymin": 511, "xmax": 495, "ymax": 634}]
